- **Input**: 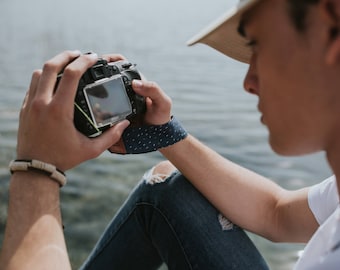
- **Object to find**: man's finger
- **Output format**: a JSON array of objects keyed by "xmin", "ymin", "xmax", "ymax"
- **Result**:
[
  {"xmin": 36, "ymin": 50, "xmax": 81, "ymax": 100},
  {"xmin": 54, "ymin": 53, "xmax": 98, "ymax": 109}
]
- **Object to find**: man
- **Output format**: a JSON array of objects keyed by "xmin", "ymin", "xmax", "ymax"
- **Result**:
[
  {"xmin": 86, "ymin": 0, "xmax": 340, "ymax": 269},
  {"xmin": 1, "ymin": 0, "xmax": 339, "ymax": 269}
]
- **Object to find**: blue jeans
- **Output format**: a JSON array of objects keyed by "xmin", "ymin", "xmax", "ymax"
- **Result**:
[{"xmin": 80, "ymin": 170, "xmax": 269, "ymax": 270}]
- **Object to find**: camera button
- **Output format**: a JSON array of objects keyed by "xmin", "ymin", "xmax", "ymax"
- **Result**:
[{"xmin": 122, "ymin": 63, "xmax": 133, "ymax": 69}]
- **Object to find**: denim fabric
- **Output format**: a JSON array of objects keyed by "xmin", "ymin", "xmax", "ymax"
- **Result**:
[{"xmin": 80, "ymin": 171, "xmax": 269, "ymax": 270}]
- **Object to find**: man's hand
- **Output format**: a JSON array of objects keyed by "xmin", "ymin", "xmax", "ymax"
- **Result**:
[
  {"xmin": 16, "ymin": 51, "xmax": 130, "ymax": 171},
  {"xmin": 108, "ymin": 79, "xmax": 173, "ymax": 154}
]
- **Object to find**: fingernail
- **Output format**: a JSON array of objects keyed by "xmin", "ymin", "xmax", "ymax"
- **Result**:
[
  {"xmin": 133, "ymin": 80, "xmax": 143, "ymax": 89},
  {"xmin": 122, "ymin": 119, "xmax": 130, "ymax": 127},
  {"xmin": 70, "ymin": 50, "xmax": 81, "ymax": 56}
]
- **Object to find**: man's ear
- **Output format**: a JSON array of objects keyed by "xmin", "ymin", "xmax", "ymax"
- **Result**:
[
  {"xmin": 326, "ymin": 39, "xmax": 340, "ymax": 65},
  {"xmin": 321, "ymin": 0, "xmax": 340, "ymax": 64}
]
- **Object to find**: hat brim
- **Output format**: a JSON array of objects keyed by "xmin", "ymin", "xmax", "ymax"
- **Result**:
[{"xmin": 187, "ymin": 0, "xmax": 260, "ymax": 63}]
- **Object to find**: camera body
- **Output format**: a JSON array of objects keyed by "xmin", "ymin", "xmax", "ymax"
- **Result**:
[{"xmin": 59, "ymin": 59, "xmax": 146, "ymax": 137}]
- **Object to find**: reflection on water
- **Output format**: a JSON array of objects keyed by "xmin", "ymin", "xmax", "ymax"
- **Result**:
[{"xmin": 0, "ymin": 0, "xmax": 332, "ymax": 269}]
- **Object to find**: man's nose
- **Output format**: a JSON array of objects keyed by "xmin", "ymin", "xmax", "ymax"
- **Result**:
[{"xmin": 243, "ymin": 55, "xmax": 259, "ymax": 96}]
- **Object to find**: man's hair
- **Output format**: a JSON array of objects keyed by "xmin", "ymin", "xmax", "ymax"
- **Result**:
[
  {"xmin": 238, "ymin": 0, "xmax": 320, "ymax": 37},
  {"xmin": 238, "ymin": 0, "xmax": 320, "ymax": 38},
  {"xmin": 286, "ymin": 0, "xmax": 320, "ymax": 31}
]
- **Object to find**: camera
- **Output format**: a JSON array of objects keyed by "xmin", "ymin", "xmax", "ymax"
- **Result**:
[{"xmin": 57, "ymin": 58, "xmax": 146, "ymax": 137}]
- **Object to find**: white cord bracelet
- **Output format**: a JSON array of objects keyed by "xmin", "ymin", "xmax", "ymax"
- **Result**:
[{"xmin": 9, "ymin": 159, "xmax": 67, "ymax": 187}]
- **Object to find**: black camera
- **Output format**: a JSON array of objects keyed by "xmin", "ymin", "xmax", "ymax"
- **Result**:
[{"xmin": 57, "ymin": 59, "xmax": 146, "ymax": 137}]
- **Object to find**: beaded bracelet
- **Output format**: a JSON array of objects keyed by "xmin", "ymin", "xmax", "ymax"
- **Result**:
[
  {"xmin": 9, "ymin": 159, "xmax": 67, "ymax": 187},
  {"xmin": 122, "ymin": 116, "xmax": 188, "ymax": 154}
]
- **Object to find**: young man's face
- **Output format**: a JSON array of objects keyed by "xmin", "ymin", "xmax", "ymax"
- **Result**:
[{"xmin": 240, "ymin": 0, "xmax": 337, "ymax": 156}]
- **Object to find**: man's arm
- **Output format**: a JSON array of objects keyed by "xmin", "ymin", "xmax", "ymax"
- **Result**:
[
  {"xmin": 123, "ymin": 79, "xmax": 319, "ymax": 243},
  {"xmin": 0, "ymin": 51, "xmax": 130, "ymax": 270},
  {"xmin": 0, "ymin": 173, "xmax": 71, "ymax": 270},
  {"xmin": 107, "ymin": 70, "xmax": 319, "ymax": 243},
  {"xmin": 160, "ymin": 135, "xmax": 319, "ymax": 243}
]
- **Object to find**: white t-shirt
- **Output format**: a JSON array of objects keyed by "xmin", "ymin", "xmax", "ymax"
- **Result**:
[{"xmin": 294, "ymin": 176, "xmax": 340, "ymax": 269}]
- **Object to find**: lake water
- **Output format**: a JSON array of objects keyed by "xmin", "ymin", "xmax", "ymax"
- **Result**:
[{"xmin": 0, "ymin": 0, "xmax": 333, "ymax": 269}]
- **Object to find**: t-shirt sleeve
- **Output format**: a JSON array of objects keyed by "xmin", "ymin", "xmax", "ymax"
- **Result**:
[{"xmin": 308, "ymin": 176, "xmax": 339, "ymax": 225}]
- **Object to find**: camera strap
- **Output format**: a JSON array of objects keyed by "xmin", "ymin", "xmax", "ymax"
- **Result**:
[{"xmin": 122, "ymin": 116, "xmax": 188, "ymax": 154}]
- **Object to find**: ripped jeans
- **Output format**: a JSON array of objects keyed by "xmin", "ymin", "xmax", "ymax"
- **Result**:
[{"xmin": 80, "ymin": 170, "xmax": 269, "ymax": 270}]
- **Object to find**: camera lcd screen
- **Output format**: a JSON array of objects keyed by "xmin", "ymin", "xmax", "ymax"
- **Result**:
[{"xmin": 84, "ymin": 76, "xmax": 132, "ymax": 127}]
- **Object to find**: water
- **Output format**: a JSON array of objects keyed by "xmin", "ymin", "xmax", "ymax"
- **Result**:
[{"xmin": 0, "ymin": 0, "xmax": 332, "ymax": 269}]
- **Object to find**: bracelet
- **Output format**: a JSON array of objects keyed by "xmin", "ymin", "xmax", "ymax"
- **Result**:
[
  {"xmin": 122, "ymin": 116, "xmax": 188, "ymax": 154},
  {"xmin": 9, "ymin": 159, "xmax": 67, "ymax": 187}
]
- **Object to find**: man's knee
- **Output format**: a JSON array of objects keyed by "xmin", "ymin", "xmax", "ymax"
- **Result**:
[
  {"xmin": 153, "ymin": 160, "xmax": 177, "ymax": 176},
  {"xmin": 144, "ymin": 161, "xmax": 177, "ymax": 185}
]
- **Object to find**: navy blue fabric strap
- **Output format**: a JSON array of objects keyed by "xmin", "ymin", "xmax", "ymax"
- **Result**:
[{"xmin": 122, "ymin": 116, "xmax": 188, "ymax": 154}]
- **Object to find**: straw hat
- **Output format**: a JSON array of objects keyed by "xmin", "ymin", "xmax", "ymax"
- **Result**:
[{"xmin": 187, "ymin": 0, "xmax": 261, "ymax": 63}]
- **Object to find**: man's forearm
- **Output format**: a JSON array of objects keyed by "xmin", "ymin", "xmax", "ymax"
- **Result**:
[
  {"xmin": 160, "ymin": 135, "xmax": 317, "ymax": 242},
  {"xmin": 0, "ymin": 172, "xmax": 71, "ymax": 270}
]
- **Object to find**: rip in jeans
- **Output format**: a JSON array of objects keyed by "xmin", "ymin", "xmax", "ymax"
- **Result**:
[
  {"xmin": 218, "ymin": 213, "xmax": 234, "ymax": 231},
  {"xmin": 143, "ymin": 167, "xmax": 170, "ymax": 185}
]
